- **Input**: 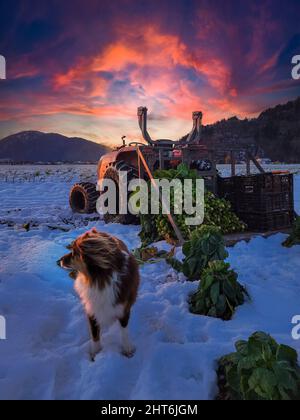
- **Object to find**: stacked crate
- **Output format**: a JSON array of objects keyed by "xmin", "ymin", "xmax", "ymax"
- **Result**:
[{"xmin": 218, "ymin": 173, "xmax": 294, "ymax": 231}]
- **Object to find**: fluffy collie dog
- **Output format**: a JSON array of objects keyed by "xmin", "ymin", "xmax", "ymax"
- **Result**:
[{"xmin": 58, "ymin": 228, "xmax": 140, "ymax": 360}]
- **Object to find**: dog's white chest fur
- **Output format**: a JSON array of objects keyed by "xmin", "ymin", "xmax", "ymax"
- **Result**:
[{"xmin": 74, "ymin": 272, "xmax": 124, "ymax": 328}]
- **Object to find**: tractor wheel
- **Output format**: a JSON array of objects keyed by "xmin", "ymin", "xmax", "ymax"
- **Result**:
[
  {"xmin": 69, "ymin": 182, "xmax": 99, "ymax": 214},
  {"xmin": 101, "ymin": 161, "xmax": 139, "ymax": 225}
]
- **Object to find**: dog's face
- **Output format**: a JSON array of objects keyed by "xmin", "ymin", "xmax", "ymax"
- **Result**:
[
  {"xmin": 58, "ymin": 229, "xmax": 98, "ymax": 275},
  {"xmin": 57, "ymin": 228, "xmax": 126, "ymax": 280},
  {"xmin": 59, "ymin": 246, "xmax": 84, "ymax": 272}
]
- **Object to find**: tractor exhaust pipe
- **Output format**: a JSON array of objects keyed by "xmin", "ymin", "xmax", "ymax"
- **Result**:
[
  {"xmin": 137, "ymin": 107, "xmax": 155, "ymax": 146},
  {"xmin": 186, "ymin": 111, "xmax": 203, "ymax": 144}
]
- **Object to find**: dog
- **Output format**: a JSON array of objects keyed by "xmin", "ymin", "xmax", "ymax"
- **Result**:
[{"xmin": 58, "ymin": 228, "xmax": 140, "ymax": 360}]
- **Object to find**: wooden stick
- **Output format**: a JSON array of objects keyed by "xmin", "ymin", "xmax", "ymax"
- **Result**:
[
  {"xmin": 246, "ymin": 156, "xmax": 251, "ymax": 175},
  {"xmin": 136, "ymin": 146, "xmax": 185, "ymax": 245},
  {"xmin": 247, "ymin": 152, "xmax": 265, "ymax": 174},
  {"xmin": 231, "ymin": 151, "xmax": 236, "ymax": 177}
]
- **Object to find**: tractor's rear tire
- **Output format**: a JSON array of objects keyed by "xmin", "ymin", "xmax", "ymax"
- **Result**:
[
  {"xmin": 69, "ymin": 182, "xmax": 99, "ymax": 214},
  {"xmin": 101, "ymin": 161, "xmax": 139, "ymax": 225}
]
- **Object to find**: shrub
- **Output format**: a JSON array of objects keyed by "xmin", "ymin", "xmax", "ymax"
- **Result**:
[
  {"xmin": 204, "ymin": 190, "xmax": 246, "ymax": 234},
  {"xmin": 189, "ymin": 260, "xmax": 248, "ymax": 319},
  {"xmin": 282, "ymin": 217, "xmax": 300, "ymax": 248},
  {"xmin": 218, "ymin": 332, "xmax": 300, "ymax": 400},
  {"xmin": 167, "ymin": 225, "xmax": 228, "ymax": 280},
  {"xmin": 139, "ymin": 164, "xmax": 246, "ymax": 246}
]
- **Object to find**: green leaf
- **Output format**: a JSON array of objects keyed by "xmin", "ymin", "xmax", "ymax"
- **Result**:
[
  {"xmin": 225, "ymin": 296, "xmax": 234, "ymax": 315},
  {"xmin": 237, "ymin": 356, "xmax": 257, "ymax": 372},
  {"xmin": 177, "ymin": 163, "xmax": 190, "ymax": 178},
  {"xmin": 251, "ymin": 331, "xmax": 273, "ymax": 344},
  {"xmin": 201, "ymin": 239, "xmax": 211, "ymax": 256},
  {"xmin": 188, "ymin": 257, "xmax": 199, "ymax": 276},
  {"xmin": 207, "ymin": 307, "xmax": 217, "ymax": 318},
  {"xmin": 253, "ymin": 386, "xmax": 269, "ymax": 400},
  {"xmin": 262, "ymin": 343, "xmax": 273, "ymax": 362},
  {"xmin": 235, "ymin": 340, "xmax": 249, "ymax": 356},
  {"xmin": 216, "ymin": 294, "xmax": 227, "ymax": 316},
  {"xmin": 167, "ymin": 257, "xmax": 183, "ymax": 273},
  {"xmin": 220, "ymin": 352, "xmax": 240, "ymax": 366},
  {"xmin": 248, "ymin": 368, "xmax": 277, "ymax": 397},
  {"xmin": 201, "ymin": 274, "xmax": 215, "ymax": 291},
  {"xmin": 278, "ymin": 385, "xmax": 292, "ymax": 400},
  {"xmin": 223, "ymin": 278, "xmax": 237, "ymax": 301},
  {"xmin": 276, "ymin": 344, "xmax": 298, "ymax": 364},
  {"xmin": 273, "ymin": 362, "xmax": 297, "ymax": 391},
  {"xmin": 248, "ymin": 337, "xmax": 265, "ymax": 359},
  {"xmin": 240, "ymin": 374, "xmax": 250, "ymax": 398},
  {"xmin": 182, "ymin": 241, "xmax": 192, "ymax": 256},
  {"xmin": 227, "ymin": 367, "xmax": 240, "ymax": 393},
  {"xmin": 210, "ymin": 282, "xmax": 220, "ymax": 305},
  {"xmin": 219, "ymin": 248, "xmax": 229, "ymax": 260}
]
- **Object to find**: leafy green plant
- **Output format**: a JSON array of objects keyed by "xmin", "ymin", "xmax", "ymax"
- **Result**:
[
  {"xmin": 204, "ymin": 191, "xmax": 246, "ymax": 234},
  {"xmin": 218, "ymin": 332, "xmax": 300, "ymax": 400},
  {"xmin": 139, "ymin": 164, "xmax": 246, "ymax": 246},
  {"xmin": 189, "ymin": 260, "xmax": 248, "ymax": 319},
  {"xmin": 167, "ymin": 225, "xmax": 228, "ymax": 280},
  {"xmin": 282, "ymin": 217, "xmax": 300, "ymax": 248}
]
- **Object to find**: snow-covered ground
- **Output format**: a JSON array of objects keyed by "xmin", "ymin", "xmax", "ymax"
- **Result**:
[{"xmin": 0, "ymin": 165, "xmax": 299, "ymax": 400}]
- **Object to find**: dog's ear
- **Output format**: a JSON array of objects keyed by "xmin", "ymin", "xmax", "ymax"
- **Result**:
[
  {"xmin": 66, "ymin": 241, "xmax": 75, "ymax": 250},
  {"xmin": 90, "ymin": 227, "xmax": 98, "ymax": 235}
]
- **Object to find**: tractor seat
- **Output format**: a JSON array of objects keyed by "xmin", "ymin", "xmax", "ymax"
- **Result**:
[{"xmin": 153, "ymin": 139, "xmax": 175, "ymax": 147}]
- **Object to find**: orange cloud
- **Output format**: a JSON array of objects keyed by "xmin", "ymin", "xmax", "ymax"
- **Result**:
[{"xmin": 44, "ymin": 23, "xmax": 239, "ymax": 141}]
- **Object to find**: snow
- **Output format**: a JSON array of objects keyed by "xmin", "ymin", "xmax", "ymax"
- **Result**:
[{"xmin": 0, "ymin": 165, "xmax": 299, "ymax": 400}]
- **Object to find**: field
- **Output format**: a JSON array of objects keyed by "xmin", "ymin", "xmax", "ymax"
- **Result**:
[{"xmin": 0, "ymin": 164, "xmax": 299, "ymax": 400}]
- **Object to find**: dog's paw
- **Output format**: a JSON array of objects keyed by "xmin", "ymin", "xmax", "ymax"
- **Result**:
[
  {"xmin": 121, "ymin": 344, "xmax": 136, "ymax": 358},
  {"xmin": 89, "ymin": 341, "xmax": 102, "ymax": 361}
]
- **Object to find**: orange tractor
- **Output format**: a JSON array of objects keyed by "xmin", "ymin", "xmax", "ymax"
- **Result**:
[{"xmin": 69, "ymin": 107, "xmax": 217, "ymax": 223}]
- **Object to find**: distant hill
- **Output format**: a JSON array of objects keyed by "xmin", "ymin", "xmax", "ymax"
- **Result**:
[
  {"xmin": 254, "ymin": 97, "xmax": 300, "ymax": 162},
  {"xmin": 181, "ymin": 97, "xmax": 300, "ymax": 163},
  {"xmin": 0, "ymin": 131, "xmax": 110, "ymax": 163}
]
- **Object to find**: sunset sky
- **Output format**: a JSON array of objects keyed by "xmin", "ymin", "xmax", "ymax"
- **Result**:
[{"xmin": 0, "ymin": 0, "xmax": 300, "ymax": 145}]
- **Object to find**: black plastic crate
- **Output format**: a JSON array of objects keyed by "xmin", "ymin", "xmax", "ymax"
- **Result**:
[
  {"xmin": 218, "ymin": 176, "xmax": 235, "ymax": 194},
  {"xmin": 234, "ymin": 173, "xmax": 293, "ymax": 194},
  {"xmin": 238, "ymin": 211, "xmax": 294, "ymax": 232},
  {"xmin": 272, "ymin": 173, "xmax": 293, "ymax": 192},
  {"xmin": 235, "ymin": 191, "xmax": 294, "ymax": 213},
  {"xmin": 217, "ymin": 176, "xmax": 237, "ymax": 209},
  {"xmin": 233, "ymin": 173, "xmax": 271, "ymax": 194}
]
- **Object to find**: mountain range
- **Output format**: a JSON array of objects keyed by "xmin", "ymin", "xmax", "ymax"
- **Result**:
[
  {"xmin": 199, "ymin": 97, "xmax": 300, "ymax": 163},
  {"xmin": 0, "ymin": 131, "xmax": 109, "ymax": 163}
]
